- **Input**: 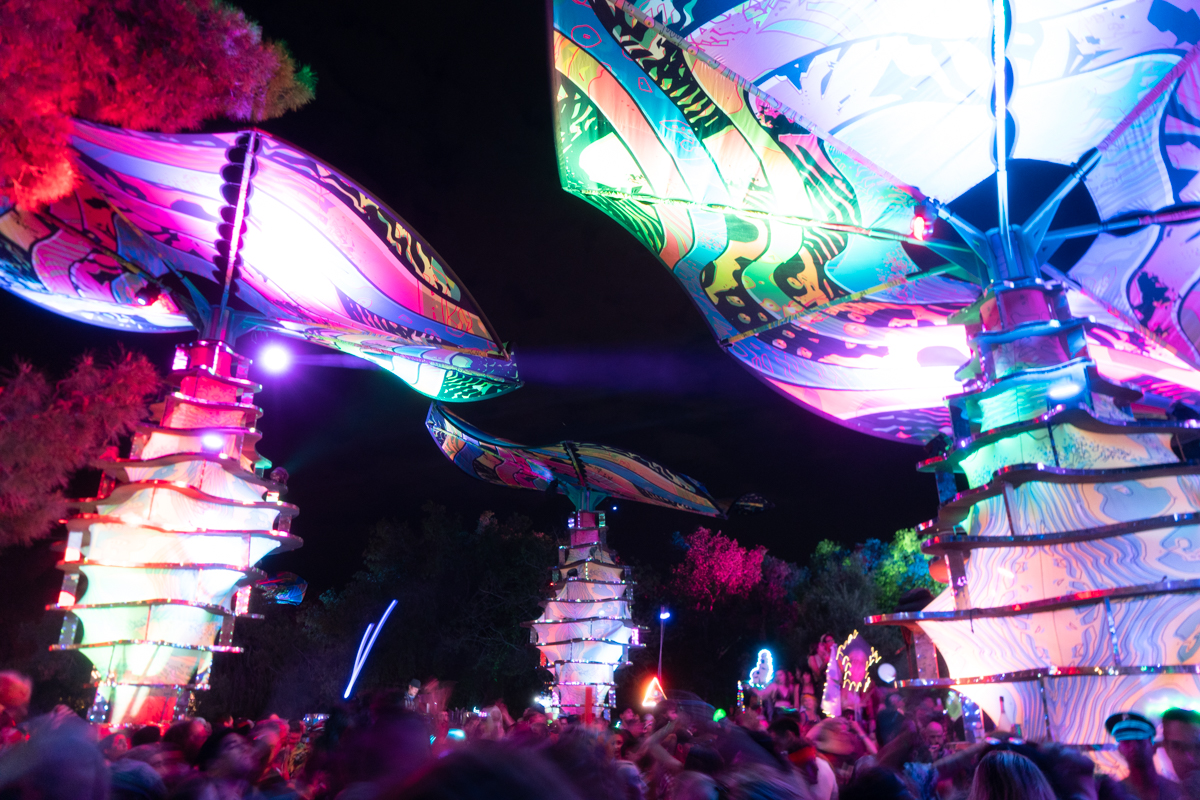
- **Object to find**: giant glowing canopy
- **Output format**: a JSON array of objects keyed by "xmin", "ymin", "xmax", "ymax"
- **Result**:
[
  {"xmin": 0, "ymin": 121, "xmax": 518, "ymax": 402},
  {"xmin": 550, "ymin": 0, "xmax": 1200, "ymax": 440},
  {"xmin": 425, "ymin": 403, "xmax": 722, "ymax": 514}
]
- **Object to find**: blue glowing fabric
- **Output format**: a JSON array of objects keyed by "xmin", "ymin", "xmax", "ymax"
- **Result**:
[{"xmin": 426, "ymin": 403, "xmax": 723, "ymax": 515}]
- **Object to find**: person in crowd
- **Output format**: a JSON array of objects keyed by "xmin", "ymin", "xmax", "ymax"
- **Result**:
[
  {"xmin": 1107, "ymin": 711, "xmax": 1182, "ymax": 800},
  {"xmin": 0, "ymin": 671, "xmax": 31, "ymax": 752},
  {"xmin": 100, "ymin": 730, "xmax": 132, "ymax": 761},
  {"xmin": 876, "ymin": 693, "xmax": 906, "ymax": 747},
  {"xmin": 1164, "ymin": 708, "xmax": 1200, "ymax": 797},
  {"xmin": 761, "ymin": 670, "xmax": 796, "ymax": 721},
  {"xmin": 841, "ymin": 766, "xmax": 917, "ymax": 800},
  {"xmin": 131, "ymin": 725, "xmax": 162, "ymax": 747},
  {"xmin": 767, "ymin": 717, "xmax": 836, "ymax": 800},
  {"xmin": 920, "ymin": 720, "xmax": 947, "ymax": 762},
  {"xmin": 164, "ymin": 717, "xmax": 211, "ymax": 766},
  {"xmin": 967, "ymin": 750, "xmax": 1056, "ymax": 800},
  {"xmin": 403, "ymin": 679, "xmax": 421, "ymax": 713},
  {"xmin": 808, "ymin": 635, "xmax": 836, "ymax": 695}
]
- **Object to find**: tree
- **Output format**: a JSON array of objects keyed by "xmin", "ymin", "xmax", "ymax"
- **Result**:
[
  {"xmin": 670, "ymin": 528, "xmax": 766, "ymax": 612},
  {"xmin": 0, "ymin": 351, "xmax": 159, "ymax": 546},
  {"xmin": 0, "ymin": 0, "xmax": 315, "ymax": 209},
  {"xmin": 198, "ymin": 504, "xmax": 558, "ymax": 719},
  {"xmin": 625, "ymin": 528, "xmax": 801, "ymax": 709}
]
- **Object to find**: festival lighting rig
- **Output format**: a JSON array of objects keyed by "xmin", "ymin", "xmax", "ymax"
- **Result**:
[
  {"xmin": 0, "ymin": 121, "xmax": 517, "ymax": 725},
  {"xmin": 548, "ymin": 0, "xmax": 1200, "ymax": 765}
]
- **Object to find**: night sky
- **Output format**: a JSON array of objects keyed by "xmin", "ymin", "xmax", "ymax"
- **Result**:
[{"xmin": 0, "ymin": 0, "xmax": 940, "ymax": 601}]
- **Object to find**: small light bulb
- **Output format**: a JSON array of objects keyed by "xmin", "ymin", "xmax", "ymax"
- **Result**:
[
  {"xmin": 201, "ymin": 433, "xmax": 224, "ymax": 451},
  {"xmin": 911, "ymin": 215, "xmax": 928, "ymax": 241}
]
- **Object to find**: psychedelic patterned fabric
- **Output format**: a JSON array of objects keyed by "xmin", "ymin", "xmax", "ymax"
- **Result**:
[
  {"xmin": 551, "ymin": 0, "xmax": 1200, "ymax": 440},
  {"xmin": 425, "ymin": 403, "xmax": 723, "ymax": 515},
  {"xmin": 0, "ymin": 121, "xmax": 519, "ymax": 402}
]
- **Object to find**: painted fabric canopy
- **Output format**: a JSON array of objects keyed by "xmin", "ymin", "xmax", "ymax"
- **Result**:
[
  {"xmin": 0, "ymin": 121, "xmax": 518, "ymax": 402},
  {"xmin": 551, "ymin": 0, "xmax": 1200, "ymax": 440},
  {"xmin": 425, "ymin": 403, "xmax": 722, "ymax": 515}
]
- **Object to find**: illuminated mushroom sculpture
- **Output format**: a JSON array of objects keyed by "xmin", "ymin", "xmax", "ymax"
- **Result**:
[
  {"xmin": 426, "ymin": 403, "xmax": 723, "ymax": 720},
  {"xmin": 548, "ymin": 0, "xmax": 1200, "ymax": 762},
  {"xmin": 0, "ymin": 121, "xmax": 518, "ymax": 726}
]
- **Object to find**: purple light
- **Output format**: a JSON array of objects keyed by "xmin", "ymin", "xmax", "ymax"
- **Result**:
[
  {"xmin": 201, "ymin": 433, "xmax": 224, "ymax": 451},
  {"xmin": 260, "ymin": 344, "xmax": 291, "ymax": 374}
]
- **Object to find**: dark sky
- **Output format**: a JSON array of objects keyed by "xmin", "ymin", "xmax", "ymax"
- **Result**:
[{"xmin": 0, "ymin": 0, "xmax": 940, "ymax": 599}]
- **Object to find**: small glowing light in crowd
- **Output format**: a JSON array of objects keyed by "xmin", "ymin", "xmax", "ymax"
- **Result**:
[
  {"xmin": 659, "ymin": 607, "xmax": 671, "ymax": 620},
  {"xmin": 713, "ymin": 708, "xmax": 727, "ymax": 722},
  {"xmin": 260, "ymin": 344, "xmax": 291, "ymax": 373},
  {"xmin": 201, "ymin": 433, "xmax": 224, "ymax": 451},
  {"xmin": 447, "ymin": 729, "xmax": 466, "ymax": 740},
  {"xmin": 642, "ymin": 676, "xmax": 665, "ymax": 708},
  {"xmin": 877, "ymin": 662, "xmax": 897, "ymax": 684},
  {"xmin": 1047, "ymin": 381, "xmax": 1083, "ymax": 400}
]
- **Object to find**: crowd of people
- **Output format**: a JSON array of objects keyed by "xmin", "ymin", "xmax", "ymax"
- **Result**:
[{"xmin": 1, "ymin": 668, "xmax": 1200, "ymax": 800}]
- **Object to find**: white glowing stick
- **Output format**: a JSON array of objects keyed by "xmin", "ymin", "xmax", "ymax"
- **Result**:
[{"xmin": 343, "ymin": 599, "xmax": 397, "ymax": 699}]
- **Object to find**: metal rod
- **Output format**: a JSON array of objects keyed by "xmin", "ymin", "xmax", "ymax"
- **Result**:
[
  {"xmin": 214, "ymin": 131, "xmax": 258, "ymax": 341},
  {"xmin": 1043, "ymin": 205, "xmax": 1200, "ymax": 242},
  {"xmin": 993, "ymin": 0, "xmax": 1017, "ymax": 277}
]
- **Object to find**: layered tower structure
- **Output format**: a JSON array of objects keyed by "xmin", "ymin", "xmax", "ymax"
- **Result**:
[
  {"xmin": 54, "ymin": 340, "xmax": 299, "ymax": 726},
  {"xmin": 870, "ymin": 279, "xmax": 1200, "ymax": 757},
  {"xmin": 528, "ymin": 510, "xmax": 639, "ymax": 719},
  {"xmin": 425, "ymin": 404, "xmax": 727, "ymax": 719}
]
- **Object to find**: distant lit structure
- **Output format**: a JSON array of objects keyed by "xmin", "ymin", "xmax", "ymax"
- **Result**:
[
  {"xmin": 426, "ymin": 403, "xmax": 726, "ymax": 720},
  {"xmin": 529, "ymin": 510, "xmax": 639, "ymax": 719}
]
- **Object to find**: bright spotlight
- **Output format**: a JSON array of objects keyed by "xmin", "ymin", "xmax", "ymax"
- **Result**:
[
  {"xmin": 1047, "ymin": 381, "xmax": 1082, "ymax": 400},
  {"xmin": 201, "ymin": 433, "xmax": 224, "ymax": 451},
  {"xmin": 260, "ymin": 344, "xmax": 291, "ymax": 374},
  {"xmin": 659, "ymin": 607, "xmax": 671, "ymax": 620}
]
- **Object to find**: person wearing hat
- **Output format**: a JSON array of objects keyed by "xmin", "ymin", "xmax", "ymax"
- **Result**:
[
  {"xmin": 403, "ymin": 679, "xmax": 421, "ymax": 712},
  {"xmin": 1107, "ymin": 711, "xmax": 1182, "ymax": 800},
  {"xmin": 1164, "ymin": 708, "xmax": 1200, "ymax": 798}
]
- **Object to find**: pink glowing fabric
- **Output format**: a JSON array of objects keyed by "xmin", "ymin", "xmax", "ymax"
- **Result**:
[
  {"xmin": 426, "ymin": 403, "xmax": 723, "ymax": 515},
  {"xmin": 0, "ymin": 121, "xmax": 518, "ymax": 402},
  {"xmin": 550, "ymin": 0, "xmax": 1200, "ymax": 440}
]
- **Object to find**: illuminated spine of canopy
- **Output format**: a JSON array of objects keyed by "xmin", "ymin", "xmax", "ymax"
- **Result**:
[
  {"xmin": 528, "ymin": 510, "xmax": 640, "ymax": 720},
  {"xmin": 871, "ymin": 281, "xmax": 1200, "ymax": 758},
  {"xmin": 54, "ymin": 340, "xmax": 298, "ymax": 726}
]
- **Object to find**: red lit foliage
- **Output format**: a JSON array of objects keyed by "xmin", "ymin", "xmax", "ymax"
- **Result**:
[
  {"xmin": 0, "ymin": 351, "xmax": 159, "ymax": 546},
  {"xmin": 670, "ymin": 527, "xmax": 767, "ymax": 612},
  {"xmin": 0, "ymin": 0, "xmax": 315, "ymax": 209}
]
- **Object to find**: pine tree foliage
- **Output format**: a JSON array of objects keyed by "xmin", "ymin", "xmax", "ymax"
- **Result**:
[
  {"xmin": 0, "ymin": 0, "xmax": 316, "ymax": 209},
  {"xmin": 0, "ymin": 351, "xmax": 159, "ymax": 546}
]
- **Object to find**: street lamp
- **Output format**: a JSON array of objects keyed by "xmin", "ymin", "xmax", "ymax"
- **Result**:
[{"xmin": 658, "ymin": 606, "xmax": 670, "ymax": 678}]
